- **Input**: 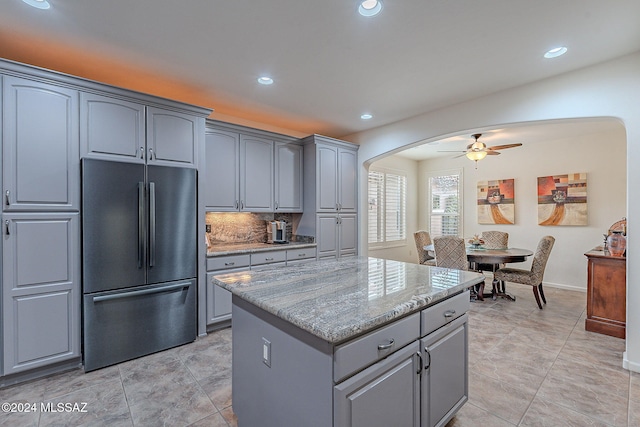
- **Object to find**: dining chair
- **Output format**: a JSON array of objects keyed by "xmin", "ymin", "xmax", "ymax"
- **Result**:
[
  {"xmin": 414, "ymin": 230, "xmax": 436, "ymax": 266},
  {"xmin": 433, "ymin": 236, "xmax": 484, "ymax": 299},
  {"xmin": 477, "ymin": 230, "xmax": 509, "ymax": 293},
  {"xmin": 494, "ymin": 236, "xmax": 555, "ymax": 309}
]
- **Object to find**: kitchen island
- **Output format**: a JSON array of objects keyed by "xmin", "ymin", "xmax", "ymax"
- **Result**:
[{"xmin": 212, "ymin": 256, "xmax": 485, "ymax": 427}]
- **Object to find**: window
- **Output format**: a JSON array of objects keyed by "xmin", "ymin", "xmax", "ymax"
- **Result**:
[
  {"xmin": 428, "ymin": 171, "xmax": 462, "ymax": 237},
  {"xmin": 368, "ymin": 168, "xmax": 407, "ymax": 246}
]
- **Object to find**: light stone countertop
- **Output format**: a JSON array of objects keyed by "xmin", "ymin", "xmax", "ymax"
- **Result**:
[
  {"xmin": 207, "ymin": 241, "xmax": 317, "ymax": 257},
  {"xmin": 212, "ymin": 256, "xmax": 485, "ymax": 344}
]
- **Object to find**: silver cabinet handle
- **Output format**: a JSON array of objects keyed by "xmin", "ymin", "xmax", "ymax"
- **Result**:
[
  {"xmin": 235, "ymin": 200, "xmax": 239, "ymax": 210},
  {"xmin": 338, "ymin": 202, "xmax": 342, "ymax": 210},
  {"xmin": 415, "ymin": 351, "xmax": 423, "ymax": 375},
  {"xmin": 148, "ymin": 148, "xmax": 154, "ymax": 161},
  {"xmin": 275, "ymin": 201, "xmax": 279, "ymax": 210},
  {"xmin": 138, "ymin": 182, "xmax": 145, "ymax": 269},
  {"xmin": 149, "ymin": 182, "xmax": 156, "ymax": 267},
  {"xmin": 424, "ymin": 347, "xmax": 431, "ymax": 370},
  {"xmin": 240, "ymin": 200, "xmax": 244, "ymax": 210},
  {"xmin": 298, "ymin": 253, "xmax": 306, "ymax": 257},
  {"xmin": 265, "ymin": 257, "xmax": 274, "ymax": 261},
  {"xmin": 224, "ymin": 262, "xmax": 235, "ymax": 266},
  {"xmin": 336, "ymin": 203, "xmax": 339, "ymax": 211},
  {"xmin": 5, "ymin": 220, "xmax": 9, "ymax": 235},
  {"xmin": 377, "ymin": 338, "xmax": 395, "ymax": 351},
  {"xmin": 443, "ymin": 310, "xmax": 456, "ymax": 318},
  {"xmin": 5, "ymin": 190, "xmax": 9, "ymax": 206},
  {"xmin": 139, "ymin": 146, "xmax": 144, "ymax": 159}
]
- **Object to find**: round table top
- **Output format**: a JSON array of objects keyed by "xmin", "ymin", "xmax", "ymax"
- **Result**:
[{"xmin": 465, "ymin": 247, "xmax": 533, "ymax": 264}]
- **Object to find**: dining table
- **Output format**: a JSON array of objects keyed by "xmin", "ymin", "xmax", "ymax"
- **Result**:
[{"xmin": 424, "ymin": 244, "xmax": 534, "ymax": 301}]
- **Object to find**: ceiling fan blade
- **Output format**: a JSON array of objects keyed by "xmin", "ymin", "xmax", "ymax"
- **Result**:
[
  {"xmin": 486, "ymin": 143, "xmax": 522, "ymax": 150},
  {"xmin": 453, "ymin": 153, "xmax": 468, "ymax": 158},
  {"xmin": 485, "ymin": 150, "xmax": 500, "ymax": 155},
  {"xmin": 437, "ymin": 150, "xmax": 467, "ymax": 153}
]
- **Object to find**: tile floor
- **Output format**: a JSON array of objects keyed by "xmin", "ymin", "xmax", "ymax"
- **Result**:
[{"xmin": 0, "ymin": 285, "xmax": 636, "ymax": 426}]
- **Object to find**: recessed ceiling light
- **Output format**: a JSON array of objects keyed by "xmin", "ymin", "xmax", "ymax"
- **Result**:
[
  {"xmin": 358, "ymin": 0, "xmax": 382, "ymax": 17},
  {"xmin": 257, "ymin": 76, "xmax": 274, "ymax": 85},
  {"xmin": 21, "ymin": 0, "xmax": 51, "ymax": 9},
  {"xmin": 360, "ymin": 113, "xmax": 373, "ymax": 120},
  {"xmin": 544, "ymin": 46, "xmax": 567, "ymax": 59}
]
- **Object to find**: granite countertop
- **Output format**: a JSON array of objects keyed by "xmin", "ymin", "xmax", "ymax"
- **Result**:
[
  {"xmin": 207, "ymin": 241, "xmax": 317, "ymax": 257},
  {"xmin": 212, "ymin": 256, "xmax": 485, "ymax": 344}
]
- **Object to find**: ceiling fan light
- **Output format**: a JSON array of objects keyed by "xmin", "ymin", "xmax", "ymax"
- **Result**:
[
  {"xmin": 466, "ymin": 150, "xmax": 487, "ymax": 161},
  {"xmin": 470, "ymin": 141, "xmax": 485, "ymax": 151}
]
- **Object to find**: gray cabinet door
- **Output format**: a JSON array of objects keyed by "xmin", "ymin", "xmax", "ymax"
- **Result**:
[
  {"xmin": 146, "ymin": 106, "xmax": 198, "ymax": 167},
  {"xmin": 80, "ymin": 92, "xmax": 145, "ymax": 163},
  {"xmin": 205, "ymin": 130, "xmax": 240, "ymax": 211},
  {"xmin": 317, "ymin": 214, "xmax": 338, "ymax": 259},
  {"xmin": 316, "ymin": 144, "xmax": 339, "ymax": 212},
  {"xmin": 206, "ymin": 271, "xmax": 236, "ymax": 325},
  {"xmin": 240, "ymin": 136, "xmax": 273, "ymax": 212},
  {"xmin": 2, "ymin": 213, "xmax": 80, "ymax": 375},
  {"xmin": 274, "ymin": 142, "xmax": 303, "ymax": 212},
  {"xmin": 338, "ymin": 148, "xmax": 358, "ymax": 212},
  {"xmin": 334, "ymin": 341, "xmax": 420, "ymax": 427},
  {"xmin": 339, "ymin": 214, "xmax": 358, "ymax": 257},
  {"xmin": 421, "ymin": 314, "xmax": 468, "ymax": 427},
  {"xmin": 2, "ymin": 77, "xmax": 79, "ymax": 211}
]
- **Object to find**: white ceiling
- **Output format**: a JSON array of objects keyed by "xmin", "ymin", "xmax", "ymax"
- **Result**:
[{"xmin": 1, "ymin": 1, "xmax": 639, "ymax": 137}]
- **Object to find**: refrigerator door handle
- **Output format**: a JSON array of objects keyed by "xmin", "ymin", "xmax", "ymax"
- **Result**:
[
  {"xmin": 149, "ymin": 181, "xmax": 156, "ymax": 267},
  {"xmin": 138, "ymin": 182, "xmax": 145, "ymax": 269},
  {"xmin": 92, "ymin": 282, "xmax": 189, "ymax": 302}
]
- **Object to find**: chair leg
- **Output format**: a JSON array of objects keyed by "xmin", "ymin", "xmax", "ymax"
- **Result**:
[
  {"xmin": 477, "ymin": 281, "xmax": 484, "ymax": 301},
  {"xmin": 538, "ymin": 283, "xmax": 546, "ymax": 304},
  {"xmin": 532, "ymin": 286, "xmax": 543, "ymax": 309}
]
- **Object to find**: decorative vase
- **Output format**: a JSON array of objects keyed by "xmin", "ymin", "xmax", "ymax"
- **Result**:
[{"xmin": 607, "ymin": 231, "xmax": 626, "ymax": 257}]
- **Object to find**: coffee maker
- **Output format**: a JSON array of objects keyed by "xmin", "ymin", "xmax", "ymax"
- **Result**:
[{"xmin": 267, "ymin": 220, "xmax": 288, "ymax": 244}]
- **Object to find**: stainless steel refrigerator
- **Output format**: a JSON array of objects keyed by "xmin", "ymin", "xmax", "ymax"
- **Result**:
[{"xmin": 81, "ymin": 158, "xmax": 197, "ymax": 372}]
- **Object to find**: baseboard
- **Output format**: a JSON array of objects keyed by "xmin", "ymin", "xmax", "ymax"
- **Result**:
[
  {"xmin": 623, "ymin": 351, "xmax": 640, "ymax": 373},
  {"xmin": 541, "ymin": 281, "xmax": 586, "ymax": 292}
]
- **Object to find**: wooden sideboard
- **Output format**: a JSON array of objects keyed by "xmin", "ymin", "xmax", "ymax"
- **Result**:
[{"xmin": 585, "ymin": 248, "xmax": 626, "ymax": 338}]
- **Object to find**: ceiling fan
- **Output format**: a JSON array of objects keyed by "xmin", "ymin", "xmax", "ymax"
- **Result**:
[{"xmin": 440, "ymin": 133, "xmax": 522, "ymax": 167}]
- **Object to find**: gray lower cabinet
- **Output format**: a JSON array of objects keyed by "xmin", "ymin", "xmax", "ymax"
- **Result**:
[
  {"xmin": 317, "ymin": 214, "xmax": 357, "ymax": 259},
  {"xmin": 232, "ymin": 290, "xmax": 469, "ymax": 427},
  {"xmin": 2, "ymin": 76, "xmax": 79, "ymax": 212},
  {"xmin": 2, "ymin": 213, "xmax": 81, "ymax": 375},
  {"xmin": 206, "ymin": 254, "xmax": 250, "ymax": 325},
  {"xmin": 334, "ymin": 342, "xmax": 421, "ymax": 427}
]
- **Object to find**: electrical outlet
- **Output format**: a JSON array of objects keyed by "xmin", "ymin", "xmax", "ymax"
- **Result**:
[
  {"xmin": 262, "ymin": 337, "xmax": 271, "ymax": 367},
  {"xmin": 205, "ymin": 224, "xmax": 211, "ymax": 233}
]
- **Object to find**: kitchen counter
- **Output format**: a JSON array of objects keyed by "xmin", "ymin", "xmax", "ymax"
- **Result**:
[
  {"xmin": 212, "ymin": 256, "xmax": 484, "ymax": 343},
  {"xmin": 207, "ymin": 241, "xmax": 316, "ymax": 257},
  {"xmin": 213, "ymin": 256, "xmax": 482, "ymax": 427}
]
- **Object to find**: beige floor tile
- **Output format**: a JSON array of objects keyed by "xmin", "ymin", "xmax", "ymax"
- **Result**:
[
  {"xmin": 186, "ymin": 411, "xmax": 230, "ymax": 427},
  {"xmin": 520, "ymin": 395, "xmax": 613, "ymax": 427},
  {"xmin": 445, "ymin": 402, "xmax": 515, "ymax": 427}
]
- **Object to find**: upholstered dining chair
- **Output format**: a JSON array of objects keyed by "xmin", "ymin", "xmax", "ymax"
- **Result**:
[
  {"xmin": 494, "ymin": 236, "xmax": 555, "ymax": 309},
  {"xmin": 433, "ymin": 236, "xmax": 484, "ymax": 298},
  {"xmin": 477, "ymin": 230, "xmax": 509, "ymax": 292},
  {"xmin": 414, "ymin": 230, "xmax": 436, "ymax": 266}
]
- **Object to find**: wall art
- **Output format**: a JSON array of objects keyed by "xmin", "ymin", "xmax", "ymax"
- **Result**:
[
  {"xmin": 477, "ymin": 179, "xmax": 515, "ymax": 224},
  {"xmin": 537, "ymin": 173, "xmax": 587, "ymax": 226}
]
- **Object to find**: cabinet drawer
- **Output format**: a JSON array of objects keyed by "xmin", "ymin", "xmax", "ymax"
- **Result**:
[
  {"xmin": 286, "ymin": 247, "xmax": 317, "ymax": 261},
  {"xmin": 207, "ymin": 254, "xmax": 250, "ymax": 271},
  {"xmin": 250, "ymin": 250, "xmax": 286, "ymax": 266},
  {"xmin": 251, "ymin": 261, "xmax": 286, "ymax": 271},
  {"xmin": 334, "ymin": 312, "xmax": 420, "ymax": 382},
  {"xmin": 420, "ymin": 291, "xmax": 469, "ymax": 337}
]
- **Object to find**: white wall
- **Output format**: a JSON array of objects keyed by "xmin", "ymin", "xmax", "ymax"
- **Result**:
[
  {"xmin": 417, "ymin": 126, "xmax": 626, "ymax": 291},
  {"xmin": 367, "ymin": 155, "xmax": 419, "ymax": 263},
  {"xmin": 345, "ymin": 52, "xmax": 640, "ymax": 372}
]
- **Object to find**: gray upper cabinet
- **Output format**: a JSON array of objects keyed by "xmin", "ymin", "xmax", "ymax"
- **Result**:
[
  {"xmin": 80, "ymin": 93, "xmax": 145, "ymax": 163},
  {"xmin": 316, "ymin": 143, "xmax": 358, "ymax": 213},
  {"xmin": 146, "ymin": 106, "xmax": 199, "ymax": 167},
  {"xmin": 274, "ymin": 142, "xmax": 303, "ymax": 212},
  {"xmin": 205, "ymin": 129, "xmax": 240, "ymax": 211},
  {"xmin": 2, "ymin": 213, "xmax": 81, "ymax": 375},
  {"xmin": 240, "ymin": 135, "xmax": 274, "ymax": 212},
  {"xmin": 205, "ymin": 127, "xmax": 275, "ymax": 212},
  {"xmin": 3, "ymin": 76, "xmax": 79, "ymax": 212},
  {"xmin": 81, "ymin": 96, "xmax": 200, "ymax": 167}
]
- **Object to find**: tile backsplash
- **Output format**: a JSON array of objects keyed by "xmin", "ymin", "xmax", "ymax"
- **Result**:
[{"xmin": 205, "ymin": 212, "xmax": 310, "ymax": 245}]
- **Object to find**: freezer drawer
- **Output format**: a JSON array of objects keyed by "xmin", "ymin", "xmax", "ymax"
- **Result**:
[{"xmin": 83, "ymin": 279, "xmax": 196, "ymax": 371}]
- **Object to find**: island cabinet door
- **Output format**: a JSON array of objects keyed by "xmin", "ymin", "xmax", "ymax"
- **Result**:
[
  {"xmin": 334, "ymin": 341, "xmax": 420, "ymax": 427},
  {"xmin": 420, "ymin": 314, "xmax": 468, "ymax": 427}
]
